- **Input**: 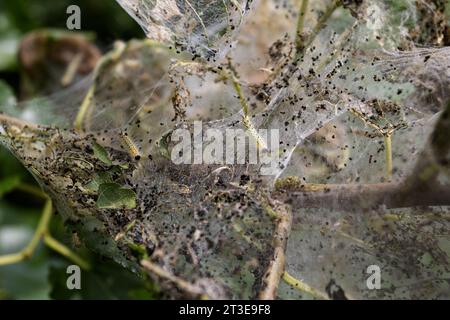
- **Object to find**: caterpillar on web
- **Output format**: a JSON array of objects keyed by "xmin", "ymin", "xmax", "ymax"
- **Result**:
[{"xmin": 120, "ymin": 132, "xmax": 141, "ymax": 161}]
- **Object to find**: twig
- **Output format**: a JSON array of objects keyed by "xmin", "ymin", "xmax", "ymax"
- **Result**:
[
  {"xmin": 276, "ymin": 100, "xmax": 450, "ymax": 208},
  {"xmin": 0, "ymin": 113, "xmax": 38, "ymax": 131},
  {"xmin": 274, "ymin": 180, "xmax": 450, "ymax": 210},
  {"xmin": 294, "ymin": 0, "xmax": 341, "ymax": 62},
  {"xmin": 15, "ymin": 183, "xmax": 47, "ymax": 200},
  {"xmin": 282, "ymin": 271, "xmax": 329, "ymax": 300},
  {"xmin": 384, "ymin": 133, "xmax": 393, "ymax": 179},
  {"xmin": 74, "ymin": 84, "xmax": 95, "ymax": 132},
  {"xmin": 228, "ymin": 66, "xmax": 268, "ymax": 149},
  {"xmin": 0, "ymin": 198, "xmax": 90, "ymax": 270},
  {"xmin": 44, "ymin": 234, "xmax": 91, "ymax": 270},
  {"xmin": 230, "ymin": 70, "xmax": 250, "ymax": 116},
  {"xmin": 185, "ymin": 0, "xmax": 209, "ymax": 42},
  {"xmin": 170, "ymin": 58, "xmax": 267, "ymax": 149},
  {"xmin": 313, "ymin": 20, "xmax": 359, "ymax": 75},
  {"xmin": 0, "ymin": 199, "xmax": 52, "ymax": 266},
  {"xmin": 350, "ymin": 108, "xmax": 395, "ymax": 180},
  {"xmin": 233, "ymin": 222, "xmax": 264, "ymax": 251},
  {"xmin": 74, "ymin": 41, "xmax": 126, "ymax": 132},
  {"xmin": 258, "ymin": 203, "xmax": 292, "ymax": 300},
  {"xmin": 295, "ymin": 0, "xmax": 309, "ymax": 53},
  {"xmin": 141, "ymin": 259, "xmax": 208, "ymax": 299},
  {"xmin": 61, "ymin": 52, "xmax": 83, "ymax": 87}
]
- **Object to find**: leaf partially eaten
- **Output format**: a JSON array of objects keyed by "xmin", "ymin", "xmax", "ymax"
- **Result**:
[{"xmin": 96, "ymin": 183, "xmax": 136, "ymax": 209}]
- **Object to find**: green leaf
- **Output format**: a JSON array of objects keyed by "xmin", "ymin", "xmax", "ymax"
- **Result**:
[
  {"xmin": 65, "ymin": 215, "xmax": 137, "ymax": 271},
  {"xmin": 84, "ymin": 172, "xmax": 113, "ymax": 192},
  {"xmin": 0, "ymin": 80, "xmax": 18, "ymax": 116},
  {"xmin": 92, "ymin": 142, "xmax": 113, "ymax": 166},
  {"xmin": 127, "ymin": 242, "xmax": 147, "ymax": 259},
  {"xmin": 0, "ymin": 201, "xmax": 51, "ymax": 299},
  {"xmin": 0, "ymin": 175, "xmax": 21, "ymax": 198},
  {"xmin": 48, "ymin": 257, "xmax": 159, "ymax": 300},
  {"xmin": 84, "ymin": 165, "xmax": 125, "ymax": 192},
  {"xmin": 96, "ymin": 183, "xmax": 136, "ymax": 209},
  {"xmin": 0, "ymin": 13, "xmax": 20, "ymax": 72}
]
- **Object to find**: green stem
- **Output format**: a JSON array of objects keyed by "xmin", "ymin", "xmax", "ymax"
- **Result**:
[
  {"xmin": 231, "ymin": 75, "xmax": 250, "ymax": 116},
  {"xmin": 384, "ymin": 133, "xmax": 393, "ymax": 180},
  {"xmin": 0, "ymin": 198, "xmax": 90, "ymax": 270},
  {"xmin": 282, "ymin": 271, "xmax": 330, "ymax": 300},
  {"xmin": 44, "ymin": 234, "xmax": 91, "ymax": 270},
  {"xmin": 23, "ymin": 199, "xmax": 53, "ymax": 257},
  {"xmin": 295, "ymin": 0, "xmax": 309, "ymax": 53},
  {"xmin": 74, "ymin": 41, "xmax": 126, "ymax": 131},
  {"xmin": 228, "ymin": 67, "xmax": 267, "ymax": 149},
  {"xmin": 295, "ymin": 0, "xmax": 341, "ymax": 63},
  {"xmin": 61, "ymin": 52, "xmax": 83, "ymax": 87},
  {"xmin": 0, "ymin": 252, "xmax": 26, "ymax": 265},
  {"xmin": 15, "ymin": 182, "xmax": 47, "ymax": 199},
  {"xmin": 0, "ymin": 199, "xmax": 52, "ymax": 266},
  {"xmin": 314, "ymin": 21, "xmax": 357, "ymax": 75},
  {"xmin": 74, "ymin": 84, "xmax": 95, "ymax": 132}
]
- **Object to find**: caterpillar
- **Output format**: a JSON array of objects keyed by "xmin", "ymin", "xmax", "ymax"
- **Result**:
[
  {"xmin": 242, "ymin": 115, "xmax": 267, "ymax": 150},
  {"xmin": 120, "ymin": 132, "xmax": 141, "ymax": 161}
]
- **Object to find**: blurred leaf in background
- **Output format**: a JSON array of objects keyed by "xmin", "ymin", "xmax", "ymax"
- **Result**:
[
  {"xmin": 0, "ymin": 1, "xmax": 157, "ymax": 300},
  {"xmin": 0, "ymin": 0, "xmax": 142, "ymax": 47},
  {"xmin": 0, "ymin": 0, "xmax": 142, "ymax": 94},
  {"xmin": 0, "ymin": 76, "xmax": 156, "ymax": 301},
  {"xmin": 48, "ymin": 257, "xmax": 159, "ymax": 300},
  {"xmin": 0, "ymin": 11, "xmax": 20, "ymax": 72}
]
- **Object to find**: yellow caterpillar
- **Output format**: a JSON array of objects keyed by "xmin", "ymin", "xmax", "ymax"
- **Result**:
[
  {"xmin": 242, "ymin": 115, "xmax": 267, "ymax": 150},
  {"xmin": 120, "ymin": 132, "xmax": 142, "ymax": 161}
]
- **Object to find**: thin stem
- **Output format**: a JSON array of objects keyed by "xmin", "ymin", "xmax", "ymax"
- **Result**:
[
  {"xmin": 15, "ymin": 182, "xmax": 47, "ymax": 200},
  {"xmin": 231, "ymin": 75, "xmax": 250, "ymax": 116},
  {"xmin": 170, "ymin": 59, "xmax": 267, "ymax": 149},
  {"xmin": 294, "ymin": 0, "xmax": 341, "ymax": 62},
  {"xmin": 74, "ymin": 84, "xmax": 95, "ymax": 132},
  {"xmin": 233, "ymin": 222, "xmax": 263, "ymax": 251},
  {"xmin": 141, "ymin": 259, "xmax": 209, "ymax": 299},
  {"xmin": 274, "ymin": 179, "xmax": 450, "ymax": 210},
  {"xmin": 259, "ymin": 204, "xmax": 292, "ymax": 300},
  {"xmin": 74, "ymin": 41, "xmax": 126, "ymax": 132},
  {"xmin": 23, "ymin": 199, "xmax": 53, "ymax": 257},
  {"xmin": 228, "ymin": 65, "xmax": 267, "ymax": 149},
  {"xmin": 0, "ymin": 198, "xmax": 90, "ymax": 270},
  {"xmin": 282, "ymin": 271, "xmax": 330, "ymax": 300},
  {"xmin": 44, "ymin": 234, "xmax": 91, "ymax": 270},
  {"xmin": 295, "ymin": 0, "xmax": 309, "ymax": 53},
  {"xmin": 0, "ymin": 199, "xmax": 52, "ymax": 266},
  {"xmin": 384, "ymin": 133, "xmax": 393, "ymax": 180},
  {"xmin": 314, "ymin": 20, "xmax": 358, "ymax": 74},
  {"xmin": 0, "ymin": 252, "xmax": 25, "ymax": 265},
  {"xmin": 185, "ymin": 0, "xmax": 209, "ymax": 43},
  {"xmin": 350, "ymin": 108, "xmax": 395, "ymax": 180},
  {"xmin": 61, "ymin": 52, "xmax": 83, "ymax": 87}
]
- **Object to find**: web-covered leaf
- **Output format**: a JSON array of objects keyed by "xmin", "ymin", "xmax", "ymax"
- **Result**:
[
  {"xmin": 116, "ymin": 0, "xmax": 250, "ymax": 61},
  {"xmin": 1, "ymin": 0, "xmax": 450, "ymax": 299}
]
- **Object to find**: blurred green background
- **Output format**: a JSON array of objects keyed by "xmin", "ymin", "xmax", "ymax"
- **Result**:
[{"xmin": 0, "ymin": 0, "xmax": 161, "ymax": 299}]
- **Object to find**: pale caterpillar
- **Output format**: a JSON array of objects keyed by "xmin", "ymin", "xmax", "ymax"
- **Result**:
[{"xmin": 120, "ymin": 132, "xmax": 142, "ymax": 161}]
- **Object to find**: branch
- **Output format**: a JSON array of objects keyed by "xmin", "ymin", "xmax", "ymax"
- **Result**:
[
  {"xmin": 0, "ymin": 190, "xmax": 90, "ymax": 270},
  {"xmin": 0, "ymin": 113, "xmax": 38, "ymax": 131},
  {"xmin": 258, "ymin": 203, "xmax": 292, "ymax": 299},
  {"xmin": 295, "ymin": 0, "xmax": 309, "ymax": 53},
  {"xmin": 282, "ymin": 271, "xmax": 329, "ymax": 300},
  {"xmin": 274, "ymin": 180, "xmax": 450, "ymax": 211},
  {"xmin": 274, "ymin": 102, "xmax": 450, "ymax": 211},
  {"xmin": 294, "ymin": 0, "xmax": 341, "ymax": 62},
  {"xmin": 141, "ymin": 259, "xmax": 209, "ymax": 299}
]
